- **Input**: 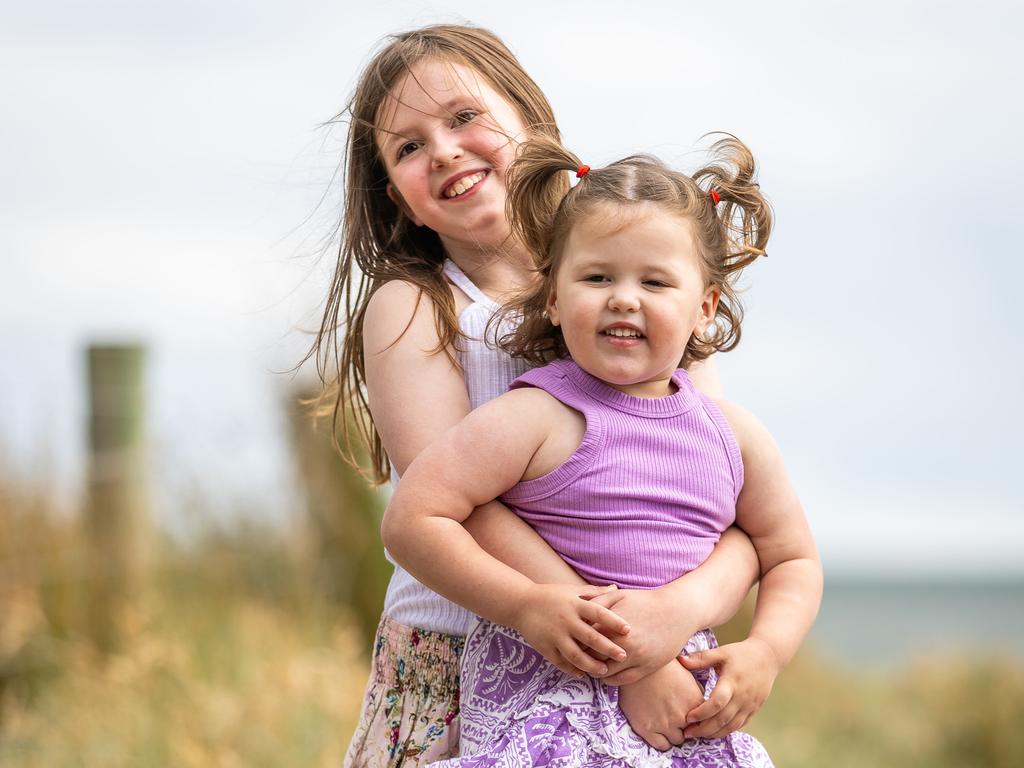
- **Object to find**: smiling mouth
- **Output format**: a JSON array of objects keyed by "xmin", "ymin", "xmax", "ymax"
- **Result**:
[
  {"xmin": 602, "ymin": 328, "xmax": 645, "ymax": 339},
  {"xmin": 442, "ymin": 171, "xmax": 487, "ymax": 199}
]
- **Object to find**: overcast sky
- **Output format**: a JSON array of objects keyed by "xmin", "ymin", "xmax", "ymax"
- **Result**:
[{"xmin": 3, "ymin": 0, "xmax": 1022, "ymax": 577}]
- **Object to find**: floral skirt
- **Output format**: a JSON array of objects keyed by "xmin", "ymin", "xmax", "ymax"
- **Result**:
[
  {"xmin": 343, "ymin": 615, "xmax": 465, "ymax": 767},
  {"xmin": 433, "ymin": 621, "xmax": 774, "ymax": 768}
]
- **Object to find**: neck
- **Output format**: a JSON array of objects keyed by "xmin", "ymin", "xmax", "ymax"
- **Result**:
[
  {"xmin": 607, "ymin": 375, "xmax": 677, "ymax": 399},
  {"xmin": 441, "ymin": 235, "xmax": 536, "ymax": 300}
]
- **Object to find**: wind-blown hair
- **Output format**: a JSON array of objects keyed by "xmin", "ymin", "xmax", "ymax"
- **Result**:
[
  {"xmin": 306, "ymin": 24, "xmax": 564, "ymax": 483},
  {"xmin": 500, "ymin": 134, "xmax": 772, "ymax": 369}
]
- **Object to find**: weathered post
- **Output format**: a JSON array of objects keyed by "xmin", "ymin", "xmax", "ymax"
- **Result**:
[{"xmin": 85, "ymin": 343, "xmax": 148, "ymax": 653}]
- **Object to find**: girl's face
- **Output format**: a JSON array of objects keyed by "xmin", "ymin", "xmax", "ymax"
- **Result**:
[
  {"xmin": 375, "ymin": 58, "xmax": 528, "ymax": 253},
  {"xmin": 546, "ymin": 203, "xmax": 719, "ymax": 398}
]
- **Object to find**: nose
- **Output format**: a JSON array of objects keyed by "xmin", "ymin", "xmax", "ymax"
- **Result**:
[
  {"xmin": 429, "ymin": 128, "xmax": 464, "ymax": 169},
  {"xmin": 607, "ymin": 283, "xmax": 640, "ymax": 313}
]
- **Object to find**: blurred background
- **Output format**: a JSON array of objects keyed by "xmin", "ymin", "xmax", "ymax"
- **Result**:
[{"xmin": 2, "ymin": 1, "xmax": 1022, "ymax": 766}]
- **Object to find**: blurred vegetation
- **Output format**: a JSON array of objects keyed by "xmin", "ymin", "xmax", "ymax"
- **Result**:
[
  {"xmin": 2, "ymin": 387, "xmax": 1024, "ymax": 766},
  {"xmin": 0, "ymin": 469, "xmax": 368, "ymax": 767}
]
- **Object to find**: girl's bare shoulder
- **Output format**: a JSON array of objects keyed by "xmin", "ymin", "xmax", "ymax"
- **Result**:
[
  {"xmin": 363, "ymin": 279, "xmax": 444, "ymax": 355},
  {"xmin": 487, "ymin": 386, "xmax": 586, "ymax": 482},
  {"xmin": 712, "ymin": 398, "xmax": 778, "ymax": 459},
  {"xmin": 473, "ymin": 385, "xmax": 566, "ymax": 422}
]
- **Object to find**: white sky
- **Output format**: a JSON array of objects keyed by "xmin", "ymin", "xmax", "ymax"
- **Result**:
[{"xmin": 2, "ymin": 0, "xmax": 1022, "ymax": 576}]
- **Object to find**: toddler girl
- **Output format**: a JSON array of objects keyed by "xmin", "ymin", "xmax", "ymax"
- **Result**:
[
  {"xmin": 315, "ymin": 24, "xmax": 764, "ymax": 765},
  {"xmin": 383, "ymin": 134, "xmax": 823, "ymax": 766}
]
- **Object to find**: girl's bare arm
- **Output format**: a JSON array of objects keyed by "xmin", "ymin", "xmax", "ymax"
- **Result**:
[{"xmin": 721, "ymin": 399, "xmax": 822, "ymax": 669}]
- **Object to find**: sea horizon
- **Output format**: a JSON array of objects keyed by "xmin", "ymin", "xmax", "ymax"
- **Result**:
[{"xmin": 806, "ymin": 577, "xmax": 1024, "ymax": 666}]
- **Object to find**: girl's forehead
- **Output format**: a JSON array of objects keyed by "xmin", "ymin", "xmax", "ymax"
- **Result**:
[
  {"xmin": 376, "ymin": 58, "xmax": 495, "ymax": 131},
  {"xmin": 558, "ymin": 204, "xmax": 702, "ymax": 270},
  {"xmin": 571, "ymin": 202, "xmax": 691, "ymax": 241}
]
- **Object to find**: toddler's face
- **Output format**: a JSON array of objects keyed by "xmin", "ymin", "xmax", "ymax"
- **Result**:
[
  {"xmin": 546, "ymin": 203, "xmax": 719, "ymax": 398},
  {"xmin": 375, "ymin": 57, "xmax": 527, "ymax": 252}
]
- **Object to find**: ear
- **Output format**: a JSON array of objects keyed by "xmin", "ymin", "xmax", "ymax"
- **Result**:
[
  {"xmin": 545, "ymin": 286, "xmax": 560, "ymax": 327},
  {"xmin": 386, "ymin": 183, "xmax": 423, "ymax": 227},
  {"xmin": 694, "ymin": 284, "xmax": 721, "ymax": 336}
]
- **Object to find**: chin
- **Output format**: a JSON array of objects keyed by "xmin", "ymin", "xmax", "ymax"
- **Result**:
[{"xmin": 601, "ymin": 371, "xmax": 645, "ymax": 387}]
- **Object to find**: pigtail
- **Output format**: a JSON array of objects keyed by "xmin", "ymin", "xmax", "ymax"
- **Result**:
[
  {"xmin": 505, "ymin": 135, "xmax": 582, "ymax": 262},
  {"xmin": 490, "ymin": 137, "xmax": 582, "ymax": 364},
  {"xmin": 683, "ymin": 135, "xmax": 773, "ymax": 365},
  {"xmin": 693, "ymin": 134, "xmax": 773, "ymax": 273}
]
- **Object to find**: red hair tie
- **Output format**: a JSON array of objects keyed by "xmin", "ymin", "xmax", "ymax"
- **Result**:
[
  {"xmin": 709, "ymin": 189, "xmax": 721, "ymax": 205},
  {"xmin": 576, "ymin": 165, "xmax": 591, "ymax": 179}
]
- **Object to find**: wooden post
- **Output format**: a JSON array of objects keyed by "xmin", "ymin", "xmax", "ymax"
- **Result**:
[
  {"xmin": 85, "ymin": 343, "xmax": 148, "ymax": 653},
  {"xmin": 288, "ymin": 389, "xmax": 391, "ymax": 647}
]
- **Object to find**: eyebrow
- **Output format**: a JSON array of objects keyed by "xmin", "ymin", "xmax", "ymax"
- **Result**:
[
  {"xmin": 378, "ymin": 96, "xmax": 481, "ymax": 151},
  {"xmin": 569, "ymin": 256, "xmax": 684, "ymax": 276}
]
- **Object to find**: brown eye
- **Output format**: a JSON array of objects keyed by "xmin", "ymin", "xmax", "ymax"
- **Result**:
[
  {"xmin": 453, "ymin": 109, "xmax": 479, "ymax": 126},
  {"xmin": 397, "ymin": 141, "xmax": 420, "ymax": 159}
]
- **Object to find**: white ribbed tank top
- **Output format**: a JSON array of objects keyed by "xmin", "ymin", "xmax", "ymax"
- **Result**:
[{"xmin": 381, "ymin": 259, "xmax": 531, "ymax": 634}]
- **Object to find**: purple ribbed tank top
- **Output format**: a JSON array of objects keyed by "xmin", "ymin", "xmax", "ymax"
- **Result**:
[{"xmin": 500, "ymin": 357, "xmax": 744, "ymax": 590}]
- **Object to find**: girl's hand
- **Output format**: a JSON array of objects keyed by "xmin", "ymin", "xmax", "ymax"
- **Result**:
[
  {"xmin": 512, "ymin": 583, "xmax": 631, "ymax": 678},
  {"xmin": 588, "ymin": 587, "xmax": 693, "ymax": 685},
  {"xmin": 678, "ymin": 637, "xmax": 780, "ymax": 739},
  {"xmin": 618, "ymin": 661, "xmax": 705, "ymax": 751}
]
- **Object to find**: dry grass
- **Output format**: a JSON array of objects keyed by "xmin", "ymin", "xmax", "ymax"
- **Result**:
[
  {"xmin": 0, "ymin": 475, "xmax": 368, "ymax": 767},
  {"xmin": 744, "ymin": 650, "xmax": 1024, "ymax": 768}
]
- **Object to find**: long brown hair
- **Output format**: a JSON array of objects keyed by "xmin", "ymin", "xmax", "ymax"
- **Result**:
[
  {"xmin": 500, "ymin": 134, "xmax": 772, "ymax": 369},
  {"xmin": 306, "ymin": 24, "xmax": 563, "ymax": 484}
]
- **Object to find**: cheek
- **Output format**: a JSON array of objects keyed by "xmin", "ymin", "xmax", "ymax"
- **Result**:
[
  {"xmin": 395, "ymin": 168, "xmax": 431, "ymax": 203},
  {"xmin": 561, "ymin": 301, "xmax": 595, "ymax": 334},
  {"xmin": 476, "ymin": 127, "xmax": 517, "ymax": 164}
]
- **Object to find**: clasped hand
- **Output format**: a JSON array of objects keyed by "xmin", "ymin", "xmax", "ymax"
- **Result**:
[
  {"xmin": 587, "ymin": 587, "xmax": 693, "ymax": 685},
  {"xmin": 509, "ymin": 582, "xmax": 631, "ymax": 678},
  {"xmin": 510, "ymin": 584, "xmax": 694, "ymax": 683},
  {"xmin": 592, "ymin": 589, "xmax": 780, "ymax": 742},
  {"xmin": 510, "ymin": 583, "xmax": 779, "ymax": 746}
]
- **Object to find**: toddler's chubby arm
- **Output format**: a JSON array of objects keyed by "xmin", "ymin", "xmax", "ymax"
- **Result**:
[
  {"xmin": 679, "ymin": 399, "xmax": 823, "ymax": 739},
  {"xmin": 381, "ymin": 385, "xmax": 631, "ymax": 678}
]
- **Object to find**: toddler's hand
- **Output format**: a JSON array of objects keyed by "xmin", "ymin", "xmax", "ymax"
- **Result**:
[
  {"xmin": 618, "ymin": 660, "xmax": 705, "ymax": 751},
  {"xmin": 588, "ymin": 587, "xmax": 692, "ymax": 685},
  {"xmin": 512, "ymin": 583, "xmax": 631, "ymax": 679},
  {"xmin": 678, "ymin": 637, "xmax": 779, "ymax": 739}
]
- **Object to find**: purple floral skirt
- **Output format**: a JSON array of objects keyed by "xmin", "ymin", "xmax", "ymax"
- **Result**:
[{"xmin": 430, "ymin": 621, "xmax": 773, "ymax": 768}]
